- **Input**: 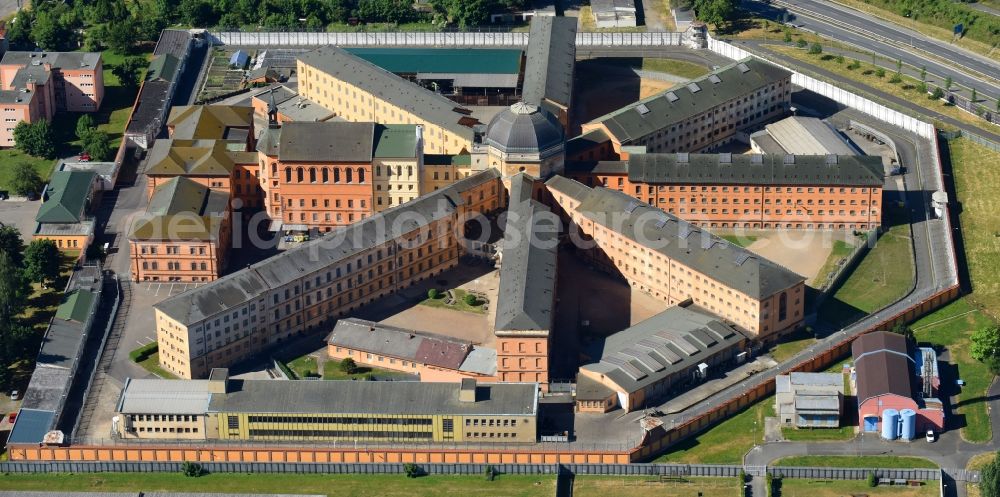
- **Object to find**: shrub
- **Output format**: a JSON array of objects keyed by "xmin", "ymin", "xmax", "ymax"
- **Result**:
[
  {"xmin": 889, "ymin": 72, "xmax": 903, "ymax": 83},
  {"xmin": 340, "ymin": 357, "xmax": 358, "ymax": 374},
  {"xmin": 875, "ymin": 67, "xmax": 886, "ymax": 78},
  {"xmin": 847, "ymin": 59, "xmax": 861, "ymax": 70},
  {"xmin": 404, "ymin": 463, "xmax": 421, "ymax": 478},
  {"xmin": 182, "ymin": 461, "xmax": 205, "ymax": 477},
  {"xmin": 834, "ymin": 54, "xmax": 844, "ymax": 64},
  {"xmin": 463, "ymin": 293, "xmax": 477, "ymax": 306},
  {"xmin": 867, "ymin": 471, "xmax": 878, "ymax": 487},
  {"xmin": 796, "ymin": 38, "xmax": 807, "ymax": 48},
  {"xmin": 808, "ymin": 42, "xmax": 822, "ymax": 54},
  {"xmin": 130, "ymin": 343, "xmax": 158, "ymax": 363},
  {"xmin": 916, "ymin": 82, "xmax": 928, "ymax": 94},
  {"xmin": 485, "ymin": 465, "xmax": 496, "ymax": 481},
  {"xmin": 783, "ymin": 30, "xmax": 792, "ymax": 43},
  {"xmin": 427, "ymin": 288, "xmax": 440, "ymax": 299},
  {"xmin": 930, "ymin": 87, "xmax": 945, "ymax": 100}
]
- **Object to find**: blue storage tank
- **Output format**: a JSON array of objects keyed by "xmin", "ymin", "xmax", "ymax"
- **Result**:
[
  {"xmin": 881, "ymin": 409, "xmax": 900, "ymax": 440},
  {"xmin": 899, "ymin": 409, "xmax": 917, "ymax": 441}
]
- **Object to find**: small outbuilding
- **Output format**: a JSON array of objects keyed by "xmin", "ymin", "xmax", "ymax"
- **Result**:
[
  {"xmin": 229, "ymin": 50, "xmax": 249, "ymax": 69},
  {"xmin": 775, "ymin": 372, "xmax": 844, "ymax": 428}
]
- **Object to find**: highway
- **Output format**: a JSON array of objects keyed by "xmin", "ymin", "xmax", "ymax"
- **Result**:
[{"xmin": 743, "ymin": 0, "xmax": 1000, "ymax": 98}]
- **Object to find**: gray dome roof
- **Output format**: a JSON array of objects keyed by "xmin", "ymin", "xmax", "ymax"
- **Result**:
[{"xmin": 485, "ymin": 102, "xmax": 564, "ymax": 156}]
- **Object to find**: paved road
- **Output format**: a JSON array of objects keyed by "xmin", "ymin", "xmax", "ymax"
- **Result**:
[
  {"xmin": 742, "ymin": 41, "xmax": 1000, "ymax": 144},
  {"xmin": 966, "ymin": 1, "xmax": 1000, "ymax": 17},
  {"xmin": 743, "ymin": 0, "xmax": 1000, "ymax": 98}
]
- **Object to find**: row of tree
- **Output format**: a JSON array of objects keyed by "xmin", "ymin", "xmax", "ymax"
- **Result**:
[{"xmin": 0, "ymin": 227, "xmax": 63, "ymax": 388}]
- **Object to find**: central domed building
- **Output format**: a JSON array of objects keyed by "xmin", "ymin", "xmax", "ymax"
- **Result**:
[{"xmin": 483, "ymin": 102, "xmax": 565, "ymax": 179}]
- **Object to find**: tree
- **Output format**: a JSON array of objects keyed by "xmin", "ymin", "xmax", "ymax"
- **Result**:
[
  {"xmin": 13, "ymin": 121, "xmax": 57, "ymax": 159},
  {"xmin": 5, "ymin": 10, "xmax": 35, "ymax": 49},
  {"xmin": 179, "ymin": 0, "xmax": 219, "ymax": 27},
  {"xmin": 971, "ymin": 88, "xmax": 978, "ymax": 103},
  {"xmin": 112, "ymin": 56, "xmax": 148, "ymax": 90},
  {"xmin": 0, "ymin": 226, "xmax": 24, "ymax": 267},
  {"xmin": 808, "ymin": 42, "xmax": 822, "ymax": 54},
  {"xmin": 403, "ymin": 463, "xmax": 421, "ymax": 478},
  {"xmin": 693, "ymin": 0, "xmax": 737, "ymax": 32},
  {"xmin": 783, "ymin": 29, "xmax": 792, "ymax": 43},
  {"xmin": 76, "ymin": 115, "xmax": 96, "ymax": 142},
  {"xmin": 919, "ymin": 65, "xmax": 927, "ymax": 82},
  {"xmin": 106, "ymin": 22, "xmax": 139, "ymax": 55},
  {"xmin": 917, "ymin": 81, "xmax": 928, "ymax": 94},
  {"xmin": 931, "ymin": 87, "xmax": 945, "ymax": 100},
  {"xmin": 427, "ymin": 288, "xmax": 440, "ymax": 299},
  {"xmin": 463, "ymin": 293, "xmax": 477, "ymax": 306},
  {"xmin": 24, "ymin": 240, "xmax": 61, "ymax": 288},
  {"xmin": 339, "ymin": 357, "xmax": 358, "ymax": 374},
  {"xmin": 81, "ymin": 131, "xmax": 113, "ymax": 161},
  {"xmin": 31, "ymin": 4, "xmax": 80, "ymax": 51},
  {"xmin": 796, "ymin": 38, "xmax": 807, "ymax": 48},
  {"xmin": 484, "ymin": 465, "xmax": 496, "ymax": 481},
  {"xmin": 982, "ymin": 451, "xmax": 1000, "ymax": 497},
  {"xmin": 9, "ymin": 163, "xmax": 43, "ymax": 197},
  {"xmin": 944, "ymin": 75, "xmax": 953, "ymax": 90},
  {"xmin": 834, "ymin": 54, "xmax": 844, "ymax": 64},
  {"xmin": 972, "ymin": 325, "xmax": 1000, "ymax": 374},
  {"xmin": 867, "ymin": 471, "xmax": 878, "ymax": 487},
  {"xmin": 358, "ymin": 0, "xmax": 420, "ymax": 24},
  {"xmin": 0, "ymin": 251, "xmax": 30, "ymax": 324},
  {"xmin": 181, "ymin": 461, "xmax": 205, "ymax": 477},
  {"xmin": 875, "ymin": 67, "xmax": 886, "ymax": 78},
  {"xmin": 889, "ymin": 72, "xmax": 902, "ymax": 83},
  {"xmin": 0, "ymin": 321, "xmax": 32, "ymax": 387},
  {"xmin": 890, "ymin": 322, "xmax": 915, "ymax": 342}
]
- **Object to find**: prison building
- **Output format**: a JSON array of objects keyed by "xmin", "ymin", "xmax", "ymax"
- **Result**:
[
  {"xmin": 545, "ymin": 175, "xmax": 805, "ymax": 340},
  {"xmin": 566, "ymin": 153, "xmax": 884, "ymax": 230},
  {"xmin": 576, "ymin": 305, "xmax": 747, "ymax": 413},
  {"xmin": 521, "ymin": 16, "xmax": 577, "ymax": 131},
  {"xmin": 249, "ymin": 84, "xmax": 334, "ymax": 124},
  {"xmin": 581, "ymin": 58, "xmax": 792, "ymax": 158},
  {"xmin": 296, "ymin": 47, "xmax": 479, "ymax": 155},
  {"xmin": 128, "ymin": 177, "xmax": 232, "ymax": 283},
  {"xmin": 749, "ymin": 116, "xmax": 858, "ymax": 156},
  {"xmin": 33, "ymin": 170, "xmax": 100, "ymax": 256},
  {"xmin": 116, "ymin": 370, "xmax": 538, "ymax": 444},
  {"xmin": 775, "ymin": 372, "xmax": 844, "ymax": 428},
  {"xmin": 153, "ymin": 169, "xmax": 503, "ymax": 379},
  {"xmin": 494, "ymin": 174, "xmax": 558, "ymax": 385},
  {"xmin": 326, "ymin": 318, "xmax": 497, "ymax": 382}
]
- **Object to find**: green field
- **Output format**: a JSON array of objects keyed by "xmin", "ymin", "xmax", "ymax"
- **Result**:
[
  {"xmin": 780, "ymin": 425, "xmax": 856, "ymax": 442},
  {"xmin": 769, "ymin": 328, "xmax": 817, "ymax": 363},
  {"xmin": 778, "ymin": 477, "xmax": 938, "ymax": 497},
  {"xmin": 811, "ymin": 239, "xmax": 855, "ymax": 289},
  {"xmin": 654, "ymin": 396, "xmax": 773, "ymax": 464},
  {"xmin": 573, "ymin": 476, "xmax": 739, "ymax": 497},
  {"xmin": 640, "ymin": 58, "xmax": 712, "ymax": 79},
  {"xmin": 819, "ymin": 205, "xmax": 914, "ymax": 327},
  {"xmin": 0, "ymin": 473, "xmax": 555, "ymax": 497},
  {"xmin": 129, "ymin": 343, "xmax": 179, "ymax": 379},
  {"xmin": 721, "ymin": 234, "xmax": 758, "ymax": 248},
  {"xmin": 911, "ymin": 298, "xmax": 995, "ymax": 442},
  {"xmin": 774, "ymin": 455, "xmax": 938, "ymax": 469},
  {"xmin": 321, "ymin": 359, "xmax": 411, "ymax": 381},
  {"xmin": 0, "ymin": 149, "xmax": 56, "ymax": 193}
]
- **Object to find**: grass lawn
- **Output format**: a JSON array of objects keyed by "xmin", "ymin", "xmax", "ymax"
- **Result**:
[
  {"xmin": 573, "ymin": 476, "xmax": 739, "ymax": 497},
  {"xmin": 640, "ymin": 58, "xmax": 711, "ymax": 79},
  {"xmin": 774, "ymin": 455, "xmax": 938, "ymax": 469},
  {"xmin": 778, "ymin": 477, "xmax": 938, "ymax": 497},
  {"xmin": 811, "ymin": 239, "xmax": 855, "ymax": 289},
  {"xmin": 322, "ymin": 358, "xmax": 412, "ymax": 381},
  {"xmin": 949, "ymin": 138, "xmax": 1000, "ymax": 321},
  {"xmin": 0, "ymin": 473, "xmax": 556, "ymax": 497},
  {"xmin": 818, "ymin": 205, "xmax": 914, "ymax": 327},
  {"xmin": 910, "ymin": 298, "xmax": 995, "ymax": 442},
  {"xmin": 286, "ymin": 355, "xmax": 320, "ymax": 378},
  {"xmin": 769, "ymin": 328, "xmax": 817, "ymax": 363},
  {"xmin": 420, "ymin": 288, "xmax": 486, "ymax": 315},
  {"xmin": 765, "ymin": 43, "xmax": 999, "ymax": 135},
  {"xmin": 129, "ymin": 343, "xmax": 178, "ymax": 379},
  {"xmin": 780, "ymin": 425, "xmax": 856, "ymax": 442},
  {"xmin": 966, "ymin": 452, "xmax": 993, "ymax": 497},
  {"xmin": 0, "ymin": 149, "xmax": 56, "ymax": 193},
  {"xmin": 654, "ymin": 396, "xmax": 774, "ymax": 464},
  {"xmin": 721, "ymin": 234, "xmax": 758, "ymax": 248}
]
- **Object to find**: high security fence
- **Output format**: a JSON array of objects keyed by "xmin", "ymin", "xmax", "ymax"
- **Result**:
[{"xmin": 207, "ymin": 30, "xmax": 685, "ymax": 48}]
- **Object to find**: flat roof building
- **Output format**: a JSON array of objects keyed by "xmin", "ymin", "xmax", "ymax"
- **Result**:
[
  {"xmin": 591, "ymin": 0, "xmax": 638, "ymax": 28},
  {"xmin": 775, "ymin": 372, "xmax": 844, "ymax": 429}
]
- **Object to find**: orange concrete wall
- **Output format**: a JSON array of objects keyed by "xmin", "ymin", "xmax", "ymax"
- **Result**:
[{"xmin": 130, "ymin": 238, "xmax": 228, "ymax": 283}]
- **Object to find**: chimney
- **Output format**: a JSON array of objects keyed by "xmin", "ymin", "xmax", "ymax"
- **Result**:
[
  {"xmin": 459, "ymin": 378, "xmax": 477, "ymax": 403},
  {"xmin": 207, "ymin": 368, "xmax": 229, "ymax": 394}
]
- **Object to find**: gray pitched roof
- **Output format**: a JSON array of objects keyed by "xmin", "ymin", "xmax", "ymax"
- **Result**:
[
  {"xmin": 297, "ymin": 47, "xmax": 478, "ymax": 141},
  {"xmin": 0, "ymin": 51, "xmax": 101, "ymax": 70},
  {"xmin": 495, "ymin": 174, "xmax": 558, "ymax": 334},
  {"xmin": 622, "ymin": 153, "xmax": 884, "ymax": 186},
  {"xmin": 545, "ymin": 176, "xmax": 804, "ymax": 299},
  {"xmin": 580, "ymin": 306, "xmax": 745, "ymax": 394},
  {"xmin": 207, "ymin": 380, "xmax": 537, "ymax": 416},
  {"xmin": 522, "ymin": 16, "xmax": 577, "ymax": 111},
  {"xmin": 485, "ymin": 103, "xmax": 564, "ymax": 157},
  {"xmin": 327, "ymin": 318, "xmax": 474, "ymax": 371},
  {"xmin": 273, "ymin": 121, "xmax": 375, "ymax": 162},
  {"xmin": 590, "ymin": 57, "xmax": 792, "ymax": 144},
  {"xmin": 155, "ymin": 169, "xmax": 502, "ymax": 326}
]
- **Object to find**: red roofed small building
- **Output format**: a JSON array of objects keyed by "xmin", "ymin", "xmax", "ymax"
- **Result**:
[{"xmin": 852, "ymin": 331, "xmax": 945, "ymax": 435}]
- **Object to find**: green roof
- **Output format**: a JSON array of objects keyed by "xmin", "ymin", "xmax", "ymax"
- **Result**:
[
  {"xmin": 35, "ymin": 171, "xmax": 95, "ymax": 224},
  {"xmin": 344, "ymin": 48, "xmax": 522, "ymax": 75},
  {"xmin": 373, "ymin": 124, "xmax": 418, "ymax": 158},
  {"xmin": 55, "ymin": 290, "xmax": 96, "ymax": 322},
  {"xmin": 147, "ymin": 54, "xmax": 180, "ymax": 82}
]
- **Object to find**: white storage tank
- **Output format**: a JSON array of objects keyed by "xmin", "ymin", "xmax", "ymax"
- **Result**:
[
  {"xmin": 899, "ymin": 409, "xmax": 917, "ymax": 441},
  {"xmin": 881, "ymin": 409, "xmax": 900, "ymax": 440}
]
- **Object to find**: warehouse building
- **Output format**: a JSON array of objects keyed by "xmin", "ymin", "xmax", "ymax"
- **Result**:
[
  {"xmin": 580, "ymin": 58, "xmax": 792, "ymax": 158},
  {"xmin": 546, "ymin": 175, "xmax": 805, "ymax": 340},
  {"xmin": 566, "ymin": 152, "xmax": 884, "ymax": 230},
  {"xmin": 326, "ymin": 318, "xmax": 497, "ymax": 382},
  {"xmin": 576, "ymin": 305, "xmax": 748, "ymax": 413},
  {"xmin": 750, "ymin": 116, "xmax": 859, "ymax": 156},
  {"xmin": 853, "ymin": 331, "xmax": 945, "ymax": 436},
  {"xmin": 116, "ymin": 369, "xmax": 538, "ymax": 443},
  {"xmin": 775, "ymin": 372, "xmax": 844, "ymax": 428}
]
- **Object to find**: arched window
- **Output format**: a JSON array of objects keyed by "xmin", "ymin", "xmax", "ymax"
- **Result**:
[
  {"xmin": 375, "ymin": 166, "xmax": 381, "ymax": 177},
  {"xmin": 407, "ymin": 166, "xmax": 413, "ymax": 177},
  {"xmin": 346, "ymin": 168, "xmax": 353, "ymax": 183},
  {"xmin": 285, "ymin": 168, "xmax": 292, "ymax": 182},
  {"xmin": 296, "ymin": 168, "xmax": 304, "ymax": 183},
  {"xmin": 333, "ymin": 168, "xmax": 340, "ymax": 183},
  {"xmin": 309, "ymin": 168, "xmax": 316, "ymax": 183},
  {"xmin": 321, "ymin": 168, "xmax": 329, "ymax": 183},
  {"xmin": 778, "ymin": 292, "xmax": 788, "ymax": 321},
  {"xmin": 358, "ymin": 168, "xmax": 365, "ymax": 183},
  {"xmin": 396, "ymin": 165, "xmax": 401, "ymax": 177}
]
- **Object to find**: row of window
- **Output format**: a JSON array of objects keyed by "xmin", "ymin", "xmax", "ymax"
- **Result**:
[
  {"xmin": 131, "ymin": 414, "xmax": 198, "ymax": 422},
  {"xmin": 247, "ymin": 429, "xmax": 433, "ymax": 439},
  {"xmin": 246, "ymin": 415, "xmax": 433, "ymax": 425}
]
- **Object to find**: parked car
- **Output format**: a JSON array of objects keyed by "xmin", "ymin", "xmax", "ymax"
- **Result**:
[
  {"xmin": 7, "ymin": 412, "xmax": 15, "ymax": 424},
  {"xmin": 9, "ymin": 390, "xmax": 19, "ymax": 400},
  {"xmin": 926, "ymin": 429, "xmax": 936, "ymax": 442},
  {"xmin": 78, "ymin": 153, "xmax": 91, "ymax": 162}
]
